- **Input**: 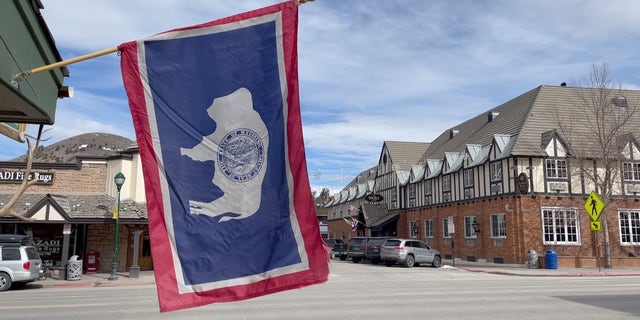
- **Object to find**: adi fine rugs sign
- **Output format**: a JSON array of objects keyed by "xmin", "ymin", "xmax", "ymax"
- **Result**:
[{"xmin": 0, "ymin": 171, "xmax": 54, "ymax": 184}]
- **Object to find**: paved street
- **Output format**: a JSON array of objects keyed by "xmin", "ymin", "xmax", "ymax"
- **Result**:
[{"xmin": 1, "ymin": 261, "xmax": 640, "ymax": 319}]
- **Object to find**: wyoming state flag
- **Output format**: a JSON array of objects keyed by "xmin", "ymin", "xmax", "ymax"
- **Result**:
[{"xmin": 118, "ymin": 0, "xmax": 328, "ymax": 312}]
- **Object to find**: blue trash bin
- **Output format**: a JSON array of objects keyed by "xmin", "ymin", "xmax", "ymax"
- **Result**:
[{"xmin": 545, "ymin": 250, "xmax": 558, "ymax": 269}]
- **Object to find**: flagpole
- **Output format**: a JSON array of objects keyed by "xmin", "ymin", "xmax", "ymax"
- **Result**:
[{"xmin": 12, "ymin": 47, "xmax": 119, "ymax": 83}]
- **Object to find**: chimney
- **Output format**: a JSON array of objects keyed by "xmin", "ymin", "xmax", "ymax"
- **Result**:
[
  {"xmin": 449, "ymin": 129, "xmax": 459, "ymax": 139},
  {"xmin": 488, "ymin": 111, "xmax": 500, "ymax": 122}
]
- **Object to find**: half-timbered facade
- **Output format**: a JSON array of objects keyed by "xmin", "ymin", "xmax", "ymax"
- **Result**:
[{"xmin": 327, "ymin": 84, "xmax": 640, "ymax": 268}]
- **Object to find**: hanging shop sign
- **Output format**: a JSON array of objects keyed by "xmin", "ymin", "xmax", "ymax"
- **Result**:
[{"xmin": 365, "ymin": 193, "xmax": 384, "ymax": 202}]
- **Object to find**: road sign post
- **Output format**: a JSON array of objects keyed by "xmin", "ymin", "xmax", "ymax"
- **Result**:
[{"xmin": 584, "ymin": 191, "xmax": 605, "ymax": 272}]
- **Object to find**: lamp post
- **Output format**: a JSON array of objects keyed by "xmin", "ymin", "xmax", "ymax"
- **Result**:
[{"xmin": 108, "ymin": 172, "xmax": 125, "ymax": 281}]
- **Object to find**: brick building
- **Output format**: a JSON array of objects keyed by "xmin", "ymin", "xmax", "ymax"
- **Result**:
[
  {"xmin": 0, "ymin": 133, "xmax": 150, "ymax": 275},
  {"xmin": 327, "ymin": 85, "xmax": 640, "ymax": 268}
]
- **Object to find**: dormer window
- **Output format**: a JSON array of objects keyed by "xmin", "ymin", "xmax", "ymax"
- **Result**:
[
  {"xmin": 490, "ymin": 162, "xmax": 502, "ymax": 182},
  {"xmin": 546, "ymin": 158, "xmax": 567, "ymax": 179},
  {"xmin": 442, "ymin": 174, "xmax": 451, "ymax": 191}
]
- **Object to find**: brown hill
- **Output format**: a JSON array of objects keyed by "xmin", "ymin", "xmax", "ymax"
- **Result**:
[{"xmin": 12, "ymin": 132, "xmax": 136, "ymax": 163}]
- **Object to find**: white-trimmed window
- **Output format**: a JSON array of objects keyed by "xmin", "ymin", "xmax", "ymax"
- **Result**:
[
  {"xmin": 464, "ymin": 216, "xmax": 477, "ymax": 238},
  {"xmin": 491, "ymin": 214, "xmax": 507, "ymax": 238},
  {"xmin": 443, "ymin": 218, "xmax": 452, "ymax": 238},
  {"xmin": 463, "ymin": 169, "xmax": 474, "ymax": 187},
  {"xmin": 424, "ymin": 219, "xmax": 434, "ymax": 238},
  {"xmin": 542, "ymin": 207, "xmax": 579, "ymax": 244},
  {"xmin": 546, "ymin": 159, "xmax": 568, "ymax": 179},
  {"xmin": 622, "ymin": 162, "xmax": 640, "ymax": 181},
  {"xmin": 490, "ymin": 162, "xmax": 502, "ymax": 182},
  {"xmin": 619, "ymin": 210, "xmax": 640, "ymax": 244}
]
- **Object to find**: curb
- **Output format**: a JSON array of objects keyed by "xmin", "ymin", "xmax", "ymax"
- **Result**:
[{"xmin": 457, "ymin": 267, "xmax": 640, "ymax": 277}]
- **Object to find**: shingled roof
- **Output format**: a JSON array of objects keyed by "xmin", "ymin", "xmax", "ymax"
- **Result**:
[
  {"xmin": 384, "ymin": 141, "xmax": 430, "ymax": 170},
  {"xmin": 421, "ymin": 84, "xmax": 640, "ymax": 161},
  {"xmin": 0, "ymin": 193, "xmax": 147, "ymax": 222}
]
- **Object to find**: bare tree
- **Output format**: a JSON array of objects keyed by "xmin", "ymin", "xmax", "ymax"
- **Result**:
[
  {"xmin": 556, "ymin": 63, "xmax": 637, "ymax": 268},
  {"xmin": 0, "ymin": 126, "xmax": 46, "ymax": 221}
]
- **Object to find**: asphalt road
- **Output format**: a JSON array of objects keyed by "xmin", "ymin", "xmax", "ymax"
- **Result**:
[{"xmin": 1, "ymin": 261, "xmax": 639, "ymax": 319}]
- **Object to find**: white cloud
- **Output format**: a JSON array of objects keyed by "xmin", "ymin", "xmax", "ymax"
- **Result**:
[{"xmin": 10, "ymin": 0, "xmax": 639, "ymax": 192}]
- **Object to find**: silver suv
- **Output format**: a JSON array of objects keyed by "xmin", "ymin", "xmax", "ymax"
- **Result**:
[
  {"xmin": 0, "ymin": 235, "xmax": 42, "ymax": 291},
  {"xmin": 380, "ymin": 238, "xmax": 441, "ymax": 268}
]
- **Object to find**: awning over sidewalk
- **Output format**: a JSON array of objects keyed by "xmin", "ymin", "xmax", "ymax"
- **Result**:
[
  {"xmin": 360, "ymin": 203, "xmax": 389, "ymax": 227},
  {"xmin": 368, "ymin": 213, "xmax": 400, "ymax": 230}
]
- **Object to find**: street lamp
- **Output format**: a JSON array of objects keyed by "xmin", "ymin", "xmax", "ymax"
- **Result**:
[{"xmin": 108, "ymin": 172, "xmax": 125, "ymax": 280}]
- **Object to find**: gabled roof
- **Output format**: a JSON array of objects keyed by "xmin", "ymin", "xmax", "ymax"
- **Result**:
[
  {"xmin": 444, "ymin": 152, "xmax": 464, "ymax": 174},
  {"xmin": 0, "ymin": 193, "xmax": 147, "ymax": 222},
  {"xmin": 356, "ymin": 183, "xmax": 369, "ymax": 199},
  {"xmin": 384, "ymin": 141, "xmax": 430, "ymax": 170},
  {"xmin": 347, "ymin": 186, "xmax": 357, "ymax": 201},
  {"xmin": 410, "ymin": 165, "xmax": 425, "ymax": 183},
  {"xmin": 425, "ymin": 159, "xmax": 442, "ymax": 179},
  {"xmin": 396, "ymin": 170, "xmax": 410, "ymax": 186},
  {"xmin": 421, "ymin": 86, "xmax": 540, "ymax": 161},
  {"xmin": 467, "ymin": 144, "xmax": 490, "ymax": 167}
]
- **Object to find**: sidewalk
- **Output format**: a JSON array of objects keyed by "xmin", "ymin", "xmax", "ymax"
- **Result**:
[
  {"xmin": 37, "ymin": 270, "xmax": 156, "ymax": 288},
  {"xmin": 453, "ymin": 265, "xmax": 640, "ymax": 277}
]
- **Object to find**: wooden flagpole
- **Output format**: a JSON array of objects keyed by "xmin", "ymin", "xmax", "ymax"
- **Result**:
[
  {"xmin": 12, "ymin": 0, "xmax": 315, "ymax": 83},
  {"xmin": 13, "ymin": 47, "xmax": 118, "ymax": 82}
]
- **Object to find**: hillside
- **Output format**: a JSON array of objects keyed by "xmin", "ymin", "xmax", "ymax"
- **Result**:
[{"xmin": 11, "ymin": 132, "xmax": 136, "ymax": 163}]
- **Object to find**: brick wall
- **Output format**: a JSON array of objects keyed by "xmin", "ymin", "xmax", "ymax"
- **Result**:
[
  {"xmin": 369, "ymin": 195, "xmax": 640, "ymax": 267},
  {"xmin": 0, "ymin": 163, "xmax": 107, "ymax": 193},
  {"xmin": 86, "ymin": 224, "xmax": 128, "ymax": 273}
]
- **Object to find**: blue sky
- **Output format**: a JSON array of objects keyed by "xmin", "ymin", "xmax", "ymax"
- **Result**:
[{"xmin": 3, "ymin": 0, "xmax": 640, "ymax": 195}]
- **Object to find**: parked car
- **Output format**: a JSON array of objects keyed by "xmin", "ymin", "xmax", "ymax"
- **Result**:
[
  {"xmin": 347, "ymin": 237, "xmax": 368, "ymax": 263},
  {"xmin": 0, "ymin": 234, "xmax": 42, "ymax": 291},
  {"xmin": 380, "ymin": 238, "xmax": 441, "ymax": 268},
  {"xmin": 365, "ymin": 237, "xmax": 393, "ymax": 265},
  {"xmin": 323, "ymin": 238, "xmax": 348, "ymax": 260}
]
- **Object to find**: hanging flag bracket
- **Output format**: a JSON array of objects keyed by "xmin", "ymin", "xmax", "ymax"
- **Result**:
[{"xmin": 11, "ymin": 46, "xmax": 119, "ymax": 88}]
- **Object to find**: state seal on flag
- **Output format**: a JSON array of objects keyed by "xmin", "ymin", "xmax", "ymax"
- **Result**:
[{"xmin": 218, "ymin": 128, "xmax": 265, "ymax": 182}]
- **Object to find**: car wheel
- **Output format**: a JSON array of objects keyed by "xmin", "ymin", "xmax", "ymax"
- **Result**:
[
  {"xmin": 431, "ymin": 255, "xmax": 442, "ymax": 268},
  {"xmin": 0, "ymin": 272, "xmax": 12, "ymax": 292},
  {"xmin": 339, "ymin": 255, "xmax": 347, "ymax": 261},
  {"xmin": 352, "ymin": 257, "xmax": 362, "ymax": 263},
  {"xmin": 404, "ymin": 255, "xmax": 415, "ymax": 268},
  {"xmin": 384, "ymin": 261, "xmax": 394, "ymax": 267}
]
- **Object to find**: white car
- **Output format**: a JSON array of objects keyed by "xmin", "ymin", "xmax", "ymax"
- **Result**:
[
  {"xmin": 380, "ymin": 238, "xmax": 441, "ymax": 268},
  {"xmin": 0, "ymin": 235, "xmax": 43, "ymax": 291}
]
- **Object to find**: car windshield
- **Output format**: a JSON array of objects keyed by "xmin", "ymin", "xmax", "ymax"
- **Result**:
[
  {"xmin": 350, "ymin": 238, "xmax": 366, "ymax": 245},
  {"xmin": 383, "ymin": 239, "xmax": 401, "ymax": 247}
]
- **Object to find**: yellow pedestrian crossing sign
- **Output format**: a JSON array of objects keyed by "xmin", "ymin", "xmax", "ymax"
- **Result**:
[
  {"xmin": 584, "ymin": 191, "xmax": 604, "ymax": 221},
  {"xmin": 590, "ymin": 221, "xmax": 601, "ymax": 231}
]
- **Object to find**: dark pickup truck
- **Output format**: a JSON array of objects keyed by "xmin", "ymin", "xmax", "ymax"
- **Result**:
[{"xmin": 324, "ymin": 238, "xmax": 348, "ymax": 260}]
